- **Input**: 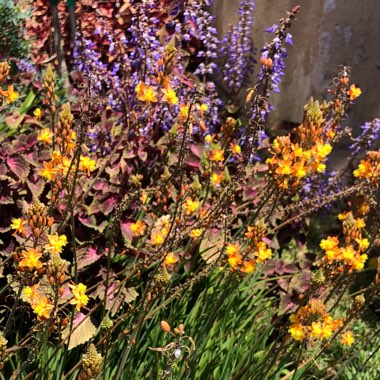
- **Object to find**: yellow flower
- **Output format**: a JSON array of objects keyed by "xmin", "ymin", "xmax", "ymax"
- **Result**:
[
  {"xmin": 37, "ymin": 128, "xmax": 53, "ymax": 144},
  {"xmin": 135, "ymin": 82, "xmax": 158, "ymax": 103},
  {"xmin": 79, "ymin": 156, "xmax": 96, "ymax": 175},
  {"xmin": 355, "ymin": 238, "xmax": 369, "ymax": 251},
  {"xmin": 143, "ymin": 86, "xmax": 158, "ymax": 102},
  {"xmin": 341, "ymin": 245, "xmax": 355, "ymax": 262},
  {"xmin": 310, "ymin": 321, "xmax": 323, "ymax": 340},
  {"xmin": 347, "ymin": 84, "xmax": 361, "ymax": 101},
  {"xmin": 10, "ymin": 218, "xmax": 26, "ymax": 237},
  {"xmin": 204, "ymin": 134, "xmax": 213, "ymax": 144},
  {"xmin": 69, "ymin": 283, "xmax": 89, "ymax": 311},
  {"xmin": 140, "ymin": 191, "xmax": 149, "ymax": 204},
  {"xmin": 317, "ymin": 163, "xmax": 326, "ymax": 173},
  {"xmin": 241, "ymin": 260, "xmax": 255, "ymax": 273},
  {"xmin": 226, "ymin": 242, "xmax": 240, "ymax": 257},
  {"xmin": 356, "ymin": 218, "xmax": 366, "ymax": 229},
  {"xmin": 151, "ymin": 232, "xmax": 165, "ymax": 246},
  {"xmin": 228, "ymin": 253, "xmax": 242, "ymax": 269},
  {"xmin": 22, "ymin": 284, "xmax": 39, "ymax": 303},
  {"xmin": 19, "ymin": 248, "xmax": 43, "ymax": 270},
  {"xmin": 1, "ymin": 85, "xmax": 19, "ymax": 103},
  {"xmin": 189, "ymin": 228, "xmax": 203, "ymax": 239},
  {"xmin": 45, "ymin": 233, "xmax": 67, "ymax": 254},
  {"xmin": 255, "ymin": 242, "xmax": 272, "ymax": 263},
  {"xmin": 320, "ymin": 319, "xmax": 334, "ymax": 339},
  {"xmin": 351, "ymin": 253, "xmax": 367, "ymax": 271},
  {"xmin": 162, "ymin": 85, "xmax": 178, "ymax": 105},
  {"xmin": 130, "ymin": 220, "xmax": 146, "ymax": 236},
  {"xmin": 179, "ymin": 103, "xmax": 190, "ymax": 120},
  {"xmin": 164, "ymin": 252, "xmax": 179, "ymax": 266},
  {"xmin": 210, "ymin": 172, "xmax": 224, "ymax": 186},
  {"xmin": 33, "ymin": 108, "xmax": 42, "ymax": 120},
  {"xmin": 183, "ymin": 198, "xmax": 200, "ymax": 215},
  {"xmin": 32, "ymin": 294, "xmax": 54, "ymax": 319},
  {"xmin": 209, "ymin": 148, "xmax": 224, "ymax": 162},
  {"xmin": 317, "ymin": 143, "xmax": 332, "ymax": 158},
  {"xmin": 40, "ymin": 161, "xmax": 58, "ymax": 181},
  {"xmin": 230, "ymin": 143, "xmax": 241, "ymax": 155},
  {"xmin": 341, "ymin": 331, "xmax": 354, "ymax": 346},
  {"xmin": 320, "ymin": 236, "xmax": 339, "ymax": 251},
  {"xmin": 289, "ymin": 324, "xmax": 306, "ymax": 341}
]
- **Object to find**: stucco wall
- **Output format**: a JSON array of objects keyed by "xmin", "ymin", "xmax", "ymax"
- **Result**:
[{"xmin": 212, "ymin": 0, "xmax": 380, "ymax": 128}]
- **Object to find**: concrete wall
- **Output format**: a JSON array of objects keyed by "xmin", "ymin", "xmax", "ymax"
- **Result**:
[{"xmin": 212, "ymin": 0, "xmax": 380, "ymax": 128}]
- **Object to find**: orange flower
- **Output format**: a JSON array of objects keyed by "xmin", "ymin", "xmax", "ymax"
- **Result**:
[
  {"xmin": 135, "ymin": 82, "xmax": 158, "ymax": 103},
  {"xmin": 347, "ymin": 84, "xmax": 361, "ymax": 101},
  {"xmin": 40, "ymin": 161, "xmax": 58, "ymax": 181},
  {"xmin": 130, "ymin": 220, "xmax": 146, "ymax": 236},
  {"xmin": 289, "ymin": 324, "xmax": 306, "ymax": 341},
  {"xmin": 151, "ymin": 232, "xmax": 165, "ymax": 246},
  {"xmin": 230, "ymin": 143, "xmax": 241, "ymax": 155},
  {"xmin": 19, "ymin": 248, "xmax": 43, "ymax": 270},
  {"xmin": 37, "ymin": 128, "xmax": 53, "ymax": 145},
  {"xmin": 31, "ymin": 294, "xmax": 54, "ymax": 319},
  {"xmin": 183, "ymin": 198, "xmax": 200, "ymax": 215},
  {"xmin": 33, "ymin": 108, "xmax": 42, "ymax": 120},
  {"xmin": 164, "ymin": 252, "xmax": 179, "ymax": 266},
  {"xmin": 241, "ymin": 260, "xmax": 255, "ymax": 273},
  {"xmin": 162, "ymin": 85, "xmax": 178, "ymax": 105},
  {"xmin": 341, "ymin": 331, "xmax": 354, "ymax": 346},
  {"xmin": 210, "ymin": 172, "xmax": 224, "ymax": 186},
  {"xmin": 10, "ymin": 218, "xmax": 26, "ymax": 237},
  {"xmin": 228, "ymin": 253, "xmax": 242, "ymax": 269},
  {"xmin": 0, "ymin": 85, "xmax": 19, "ymax": 103},
  {"xmin": 45, "ymin": 233, "xmax": 67, "ymax": 254},
  {"xmin": 209, "ymin": 148, "xmax": 224, "ymax": 162},
  {"xmin": 226, "ymin": 242, "xmax": 240, "ymax": 257}
]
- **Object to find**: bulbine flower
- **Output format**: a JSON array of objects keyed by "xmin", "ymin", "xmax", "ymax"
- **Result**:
[{"xmin": 69, "ymin": 283, "xmax": 89, "ymax": 311}]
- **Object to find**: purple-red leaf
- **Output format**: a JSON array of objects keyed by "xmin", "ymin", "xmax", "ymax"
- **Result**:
[{"xmin": 7, "ymin": 156, "xmax": 29, "ymax": 181}]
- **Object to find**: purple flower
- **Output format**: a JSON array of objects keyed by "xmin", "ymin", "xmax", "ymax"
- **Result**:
[
  {"xmin": 285, "ymin": 33, "xmax": 293, "ymax": 46},
  {"xmin": 219, "ymin": 0, "xmax": 256, "ymax": 96},
  {"xmin": 265, "ymin": 24, "xmax": 278, "ymax": 33}
]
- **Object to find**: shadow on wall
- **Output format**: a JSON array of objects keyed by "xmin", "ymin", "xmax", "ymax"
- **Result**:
[{"xmin": 212, "ymin": 0, "xmax": 380, "ymax": 129}]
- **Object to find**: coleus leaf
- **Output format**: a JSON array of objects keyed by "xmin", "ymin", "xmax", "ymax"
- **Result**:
[
  {"xmin": 62, "ymin": 313, "xmax": 97, "ymax": 350},
  {"xmin": 26, "ymin": 178, "xmax": 45, "ymax": 198},
  {"xmin": 77, "ymin": 246, "xmax": 102, "ymax": 271},
  {"xmin": 200, "ymin": 229, "xmax": 224, "ymax": 264},
  {"xmin": 6, "ymin": 156, "xmax": 30, "ymax": 182},
  {"xmin": 0, "ymin": 195, "xmax": 13, "ymax": 205},
  {"xmin": 120, "ymin": 221, "xmax": 134, "ymax": 243}
]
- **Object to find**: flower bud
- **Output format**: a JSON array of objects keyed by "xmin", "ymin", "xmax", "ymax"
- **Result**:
[{"xmin": 160, "ymin": 320, "xmax": 171, "ymax": 333}]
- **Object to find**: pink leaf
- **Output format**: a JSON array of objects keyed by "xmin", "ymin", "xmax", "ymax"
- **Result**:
[
  {"xmin": 77, "ymin": 247, "xmax": 102, "ymax": 271},
  {"xmin": 7, "ymin": 156, "xmax": 29, "ymax": 181},
  {"xmin": 120, "ymin": 221, "xmax": 133, "ymax": 242}
]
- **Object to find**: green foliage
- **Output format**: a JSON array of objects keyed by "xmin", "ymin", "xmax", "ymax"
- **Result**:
[{"xmin": 0, "ymin": 0, "xmax": 28, "ymax": 58}]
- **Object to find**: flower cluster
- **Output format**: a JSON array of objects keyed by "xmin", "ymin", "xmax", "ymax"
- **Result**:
[
  {"xmin": 289, "ymin": 299, "xmax": 343, "ymax": 342},
  {"xmin": 319, "ymin": 211, "xmax": 368, "ymax": 272},
  {"xmin": 353, "ymin": 149, "xmax": 380, "ymax": 184},
  {"xmin": 266, "ymin": 99, "xmax": 334, "ymax": 190},
  {"xmin": 225, "ymin": 221, "xmax": 272, "ymax": 273}
]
